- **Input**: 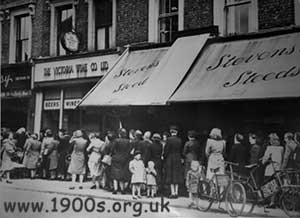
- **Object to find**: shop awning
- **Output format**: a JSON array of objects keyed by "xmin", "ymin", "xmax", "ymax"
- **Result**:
[
  {"xmin": 79, "ymin": 34, "xmax": 210, "ymax": 106},
  {"xmin": 170, "ymin": 32, "xmax": 300, "ymax": 102}
]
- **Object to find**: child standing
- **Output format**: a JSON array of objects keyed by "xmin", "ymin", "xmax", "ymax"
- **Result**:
[
  {"xmin": 186, "ymin": 160, "xmax": 203, "ymax": 208},
  {"xmin": 146, "ymin": 161, "xmax": 157, "ymax": 198},
  {"xmin": 129, "ymin": 150, "xmax": 145, "ymax": 199}
]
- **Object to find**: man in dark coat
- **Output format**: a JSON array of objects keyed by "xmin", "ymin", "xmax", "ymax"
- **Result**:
[{"xmin": 164, "ymin": 125, "xmax": 184, "ymax": 198}]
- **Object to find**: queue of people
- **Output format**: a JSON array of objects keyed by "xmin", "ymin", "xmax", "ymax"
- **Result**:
[{"xmin": 1, "ymin": 126, "xmax": 300, "ymax": 205}]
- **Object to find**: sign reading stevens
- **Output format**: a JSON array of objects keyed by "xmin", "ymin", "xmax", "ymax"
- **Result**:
[{"xmin": 34, "ymin": 54, "xmax": 118, "ymax": 82}]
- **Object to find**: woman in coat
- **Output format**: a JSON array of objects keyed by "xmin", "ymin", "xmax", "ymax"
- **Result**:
[
  {"xmin": 23, "ymin": 133, "xmax": 41, "ymax": 179},
  {"xmin": 183, "ymin": 130, "xmax": 200, "ymax": 179},
  {"xmin": 164, "ymin": 126, "xmax": 184, "ymax": 199},
  {"xmin": 68, "ymin": 130, "xmax": 88, "ymax": 189},
  {"xmin": 262, "ymin": 133, "xmax": 284, "ymax": 208},
  {"xmin": 110, "ymin": 128, "xmax": 131, "ymax": 194},
  {"xmin": 86, "ymin": 132, "xmax": 105, "ymax": 189},
  {"xmin": 41, "ymin": 130, "xmax": 59, "ymax": 180},
  {"xmin": 205, "ymin": 128, "xmax": 226, "ymax": 180},
  {"xmin": 149, "ymin": 133, "xmax": 163, "ymax": 192},
  {"xmin": 0, "ymin": 132, "xmax": 24, "ymax": 183}
]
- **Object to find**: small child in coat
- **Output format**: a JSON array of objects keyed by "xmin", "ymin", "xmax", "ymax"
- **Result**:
[
  {"xmin": 186, "ymin": 160, "xmax": 204, "ymax": 208},
  {"xmin": 129, "ymin": 150, "xmax": 145, "ymax": 199},
  {"xmin": 146, "ymin": 161, "xmax": 157, "ymax": 198}
]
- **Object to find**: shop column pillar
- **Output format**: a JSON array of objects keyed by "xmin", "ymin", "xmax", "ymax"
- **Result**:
[
  {"xmin": 34, "ymin": 92, "xmax": 43, "ymax": 134},
  {"xmin": 59, "ymin": 89, "xmax": 64, "ymax": 130}
]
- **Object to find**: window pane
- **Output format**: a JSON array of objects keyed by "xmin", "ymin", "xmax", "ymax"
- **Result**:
[
  {"xmin": 239, "ymin": 4, "xmax": 249, "ymax": 33},
  {"xmin": 20, "ymin": 16, "xmax": 30, "ymax": 40},
  {"xmin": 171, "ymin": 0, "xmax": 178, "ymax": 12},
  {"xmin": 22, "ymin": 40, "xmax": 29, "ymax": 61},
  {"xmin": 57, "ymin": 5, "xmax": 73, "ymax": 55}
]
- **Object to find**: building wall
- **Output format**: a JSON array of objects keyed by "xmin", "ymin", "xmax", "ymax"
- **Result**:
[
  {"xmin": 116, "ymin": 0, "xmax": 148, "ymax": 47},
  {"xmin": 184, "ymin": 0, "xmax": 213, "ymax": 30},
  {"xmin": 258, "ymin": 0, "xmax": 295, "ymax": 30},
  {"xmin": 1, "ymin": 20, "xmax": 10, "ymax": 64}
]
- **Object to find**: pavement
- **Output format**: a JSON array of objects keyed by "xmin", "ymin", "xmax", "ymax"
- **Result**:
[{"xmin": 0, "ymin": 178, "xmax": 287, "ymax": 218}]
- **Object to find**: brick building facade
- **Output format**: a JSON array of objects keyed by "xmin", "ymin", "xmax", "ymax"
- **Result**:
[{"xmin": 1, "ymin": 0, "xmax": 300, "ymax": 133}]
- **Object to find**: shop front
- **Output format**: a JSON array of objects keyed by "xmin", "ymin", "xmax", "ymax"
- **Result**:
[
  {"xmin": 169, "ymin": 29, "xmax": 300, "ymax": 137},
  {"xmin": 33, "ymin": 51, "xmax": 119, "ymax": 134},
  {"xmin": 1, "ymin": 63, "xmax": 33, "ymax": 131}
]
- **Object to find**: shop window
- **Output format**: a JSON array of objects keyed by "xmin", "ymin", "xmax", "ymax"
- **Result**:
[
  {"xmin": 213, "ymin": 0, "xmax": 258, "ymax": 35},
  {"xmin": 50, "ymin": 1, "xmax": 75, "ymax": 56},
  {"xmin": 15, "ymin": 15, "xmax": 30, "ymax": 62},
  {"xmin": 148, "ymin": 0, "xmax": 183, "ymax": 43},
  {"xmin": 88, "ymin": 0, "xmax": 116, "ymax": 51},
  {"xmin": 57, "ymin": 5, "xmax": 74, "ymax": 56}
]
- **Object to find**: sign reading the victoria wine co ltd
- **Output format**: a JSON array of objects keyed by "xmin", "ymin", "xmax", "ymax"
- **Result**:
[{"xmin": 34, "ymin": 54, "xmax": 118, "ymax": 82}]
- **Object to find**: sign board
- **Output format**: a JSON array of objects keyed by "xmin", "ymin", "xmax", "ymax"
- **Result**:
[
  {"xmin": 44, "ymin": 100, "xmax": 61, "ymax": 110},
  {"xmin": 1, "ymin": 64, "xmax": 31, "ymax": 98},
  {"xmin": 170, "ymin": 32, "xmax": 300, "ymax": 101},
  {"xmin": 64, "ymin": 98, "xmax": 81, "ymax": 109},
  {"xmin": 34, "ymin": 53, "xmax": 119, "ymax": 82}
]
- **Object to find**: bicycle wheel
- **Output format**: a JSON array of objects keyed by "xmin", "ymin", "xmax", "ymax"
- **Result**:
[
  {"xmin": 197, "ymin": 180, "xmax": 214, "ymax": 212},
  {"xmin": 242, "ymin": 183, "xmax": 256, "ymax": 215},
  {"xmin": 225, "ymin": 182, "xmax": 246, "ymax": 217},
  {"xmin": 280, "ymin": 188, "xmax": 300, "ymax": 218}
]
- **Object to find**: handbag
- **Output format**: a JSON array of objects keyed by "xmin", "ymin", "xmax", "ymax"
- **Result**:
[{"xmin": 101, "ymin": 154, "xmax": 112, "ymax": 166}]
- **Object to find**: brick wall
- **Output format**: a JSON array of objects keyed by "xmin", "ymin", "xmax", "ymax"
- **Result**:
[
  {"xmin": 184, "ymin": 0, "xmax": 213, "ymax": 30},
  {"xmin": 1, "ymin": 20, "xmax": 10, "ymax": 64},
  {"xmin": 75, "ymin": 0, "xmax": 88, "ymax": 52},
  {"xmin": 116, "ymin": 0, "xmax": 148, "ymax": 47},
  {"xmin": 32, "ymin": 0, "xmax": 50, "ymax": 58},
  {"xmin": 258, "ymin": 0, "xmax": 295, "ymax": 30}
]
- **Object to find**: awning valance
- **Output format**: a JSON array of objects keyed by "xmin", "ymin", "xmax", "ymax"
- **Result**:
[
  {"xmin": 79, "ymin": 34, "xmax": 210, "ymax": 106},
  {"xmin": 170, "ymin": 32, "xmax": 300, "ymax": 102}
]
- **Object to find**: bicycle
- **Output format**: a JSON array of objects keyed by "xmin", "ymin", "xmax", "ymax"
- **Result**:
[
  {"xmin": 197, "ymin": 161, "xmax": 246, "ymax": 217},
  {"xmin": 236, "ymin": 160, "xmax": 300, "ymax": 218}
]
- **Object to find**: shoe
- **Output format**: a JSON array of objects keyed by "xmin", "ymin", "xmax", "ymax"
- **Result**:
[
  {"xmin": 121, "ymin": 190, "xmax": 126, "ymax": 195},
  {"xmin": 69, "ymin": 186, "xmax": 75, "ymax": 190},
  {"xmin": 174, "ymin": 195, "xmax": 178, "ymax": 199},
  {"xmin": 188, "ymin": 203, "xmax": 195, "ymax": 208},
  {"xmin": 79, "ymin": 186, "xmax": 83, "ymax": 190},
  {"xmin": 90, "ymin": 185, "xmax": 97, "ymax": 189},
  {"xmin": 112, "ymin": 190, "xmax": 117, "ymax": 195},
  {"xmin": 137, "ymin": 195, "xmax": 142, "ymax": 199},
  {"xmin": 132, "ymin": 196, "xmax": 137, "ymax": 200},
  {"xmin": 169, "ymin": 194, "xmax": 174, "ymax": 199},
  {"xmin": 6, "ymin": 180, "xmax": 12, "ymax": 184}
]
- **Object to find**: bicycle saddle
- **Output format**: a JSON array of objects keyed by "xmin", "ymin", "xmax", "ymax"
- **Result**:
[{"xmin": 245, "ymin": 163, "xmax": 258, "ymax": 169}]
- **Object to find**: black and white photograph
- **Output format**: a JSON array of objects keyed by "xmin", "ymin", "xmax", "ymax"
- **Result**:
[{"xmin": 1, "ymin": 0, "xmax": 300, "ymax": 218}]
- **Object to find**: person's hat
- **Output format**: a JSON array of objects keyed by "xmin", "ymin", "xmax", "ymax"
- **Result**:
[
  {"xmin": 134, "ymin": 150, "xmax": 142, "ymax": 156},
  {"xmin": 135, "ymin": 130, "xmax": 143, "ymax": 136},
  {"xmin": 45, "ymin": 129, "xmax": 53, "ymax": 137},
  {"xmin": 269, "ymin": 133, "xmax": 279, "ymax": 141},
  {"xmin": 152, "ymin": 133, "xmax": 162, "ymax": 140},
  {"xmin": 169, "ymin": 125, "xmax": 178, "ymax": 131},
  {"xmin": 188, "ymin": 130, "xmax": 197, "ymax": 138}
]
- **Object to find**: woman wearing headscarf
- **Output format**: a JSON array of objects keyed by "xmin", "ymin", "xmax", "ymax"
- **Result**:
[
  {"xmin": 86, "ymin": 132, "xmax": 105, "ymax": 189},
  {"xmin": 0, "ymin": 132, "xmax": 24, "ymax": 183},
  {"xmin": 262, "ymin": 133, "xmax": 284, "ymax": 177},
  {"xmin": 205, "ymin": 128, "xmax": 226, "ymax": 180},
  {"xmin": 183, "ymin": 130, "xmax": 200, "ymax": 179},
  {"xmin": 281, "ymin": 132, "xmax": 298, "ymax": 169},
  {"xmin": 110, "ymin": 128, "xmax": 131, "ymax": 194},
  {"xmin": 294, "ymin": 132, "xmax": 300, "ymax": 169},
  {"xmin": 23, "ymin": 133, "xmax": 41, "ymax": 179},
  {"xmin": 164, "ymin": 125, "xmax": 183, "ymax": 199},
  {"xmin": 68, "ymin": 130, "xmax": 88, "ymax": 189}
]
